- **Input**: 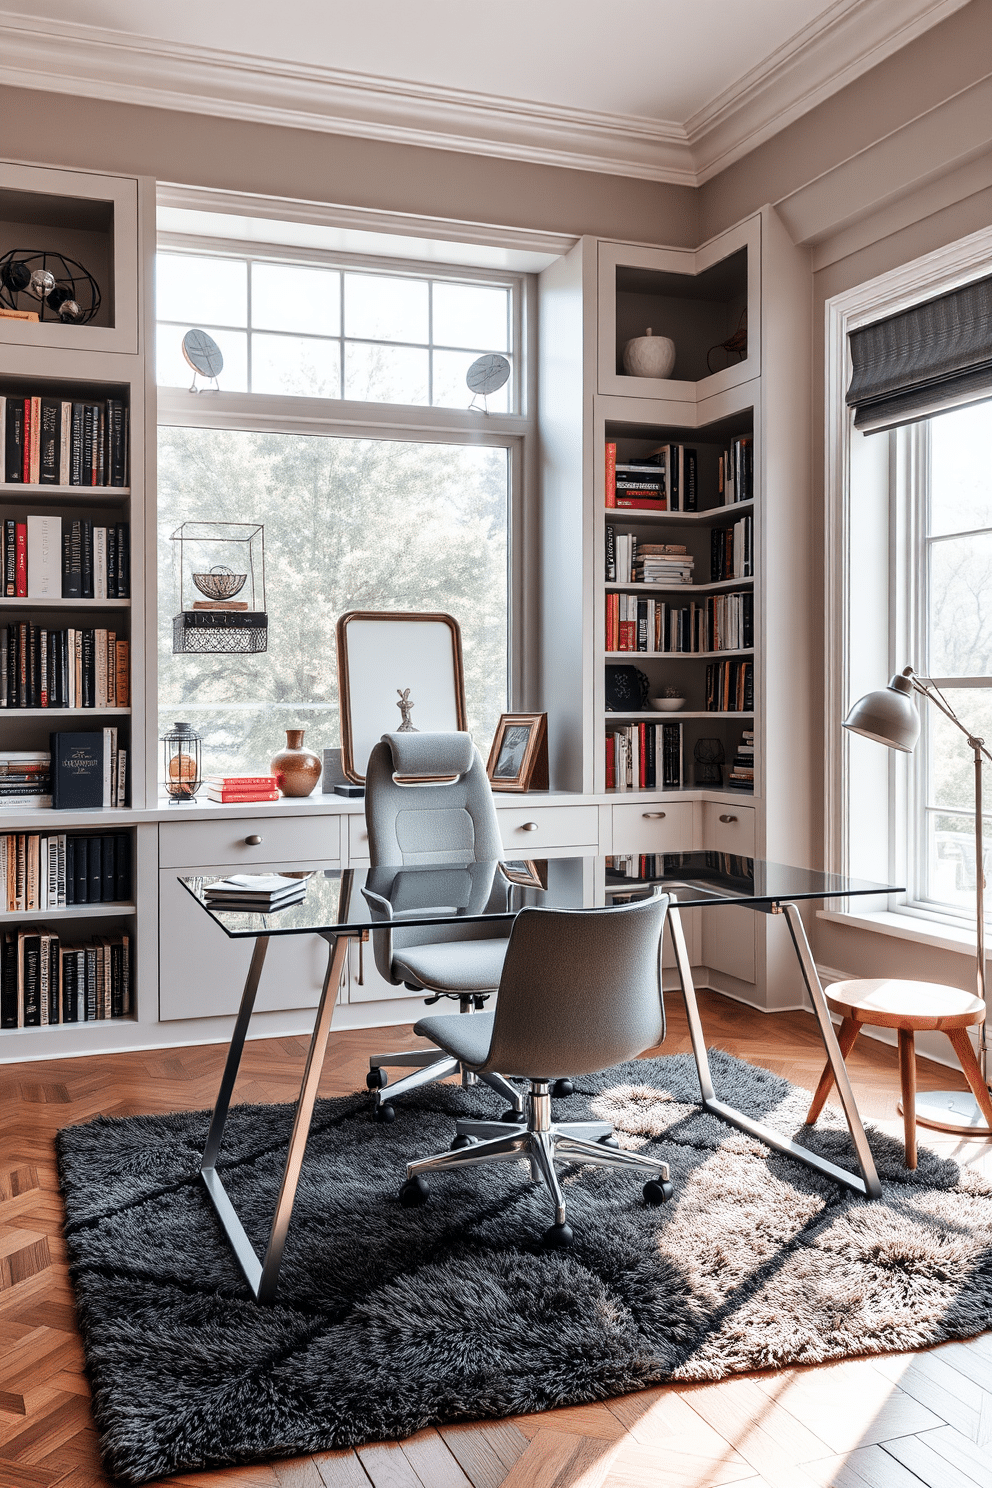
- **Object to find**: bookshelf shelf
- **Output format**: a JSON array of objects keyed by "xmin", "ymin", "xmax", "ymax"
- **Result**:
[
  {"xmin": 1, "ymin": 707, "xmax": 131, "ymax": 716},
  {"xmin": 0, "ymin": 903, "xmax": 136, "ymax": 924},
  {"xmin": 604, "ymin": 649, "xmax": 753, "ymax": 660},
  {"xmin": 604, "ymin": 710, "xmax": 754, "ymax": 720},
  {"xmin": 0, "ymin": 486, "xmax": 130, "ymax": 502},
  {"xmin": 604, "ymin": 500, "xmax": 754, "ymax": 526},
  {"xmin": 0, "ymin": 598, "xmax": 131, "ymax": 608},
  {"xmin": 605, "ymin": 578, "xmax": 753, "ymax": 594}
]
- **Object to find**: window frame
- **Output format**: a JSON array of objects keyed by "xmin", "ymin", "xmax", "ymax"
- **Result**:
[{"xmin": 153, "ymin": 232, "xmax": 537, "ymax": 749}]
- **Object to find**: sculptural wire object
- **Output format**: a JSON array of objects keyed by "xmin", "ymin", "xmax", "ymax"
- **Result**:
[
  {"xmin": 171, "ymin": 522, "xmax": 267, "ymax": 654},
  {"xmin": 707, "ymin": 307, "xmax": 747, "ymax": 375},
  {"xmin": 0, "ymin": 247, "xmax": 101, "ymax": 324}
]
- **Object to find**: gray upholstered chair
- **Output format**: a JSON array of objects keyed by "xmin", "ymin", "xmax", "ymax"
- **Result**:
[
  {"xmin": 398, "ymin": 891, "xmax": 673, "ymax": 1246},
  {"xmin": 363, "ymin": 731, "xmax": 524, "ymax": 1123}
]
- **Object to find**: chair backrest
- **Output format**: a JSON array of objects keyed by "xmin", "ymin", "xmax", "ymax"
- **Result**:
[
  {"xmin": 478, "ymin": 893, "xmax": 669, "ymax": 1079},
  {"xmin": 364, "ymin": 732, "xmax": 505, "ymax": 982},
  {"xmin": 365, "ymin": 733, "xmax": 502, "ymax": 867}
]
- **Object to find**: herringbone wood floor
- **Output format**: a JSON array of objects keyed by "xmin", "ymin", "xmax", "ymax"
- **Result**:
[{"xmin": 2, "ymin": 992, "xmax": 991, "ymax": 1488}]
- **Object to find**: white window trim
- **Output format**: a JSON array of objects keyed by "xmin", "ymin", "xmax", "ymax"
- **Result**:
[{"xmin": 824, "ymin": 220, "xmax": 992, "ymax": 941}]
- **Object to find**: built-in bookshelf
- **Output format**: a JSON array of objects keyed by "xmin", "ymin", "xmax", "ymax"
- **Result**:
[{"xmin": 0, "ymin": 159, "xmax": 146, "ymax": 1049}]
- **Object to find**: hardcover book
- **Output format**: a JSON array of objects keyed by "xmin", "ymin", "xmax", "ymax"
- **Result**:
[{"xmin": 50, "ymin": 732, "xmax": 104, "ymax": 810}]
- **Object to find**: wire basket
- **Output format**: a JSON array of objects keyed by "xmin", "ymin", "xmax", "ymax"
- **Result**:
[{"xmin": 173, "ymin": 614, "xmax": 268, "ymax": 654}]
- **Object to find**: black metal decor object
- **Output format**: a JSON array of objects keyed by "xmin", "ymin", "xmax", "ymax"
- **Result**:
[
  {"xmin": 605, "ymin": 665, "xmax": 650, "ymax": 712},
  {"xmin": 0, "ymin": 248, "xmax": 101, "ymax": 324},
  {"xmin": 162, "ymin": 720, "xmax": 202, "ymax": 804},
  {"xmin": 171, "ymin": 522, "xmax": 267, "ymax": 654}
]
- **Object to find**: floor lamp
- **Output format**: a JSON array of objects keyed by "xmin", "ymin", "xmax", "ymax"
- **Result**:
[{"xmin": 844, "ymin": 665, "xmax": 992, "ymax": 1135}]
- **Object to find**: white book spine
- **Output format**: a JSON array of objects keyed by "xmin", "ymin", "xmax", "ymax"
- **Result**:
[
  {"xmin": 57, "ymin": 833, "xmax": 66, "ymax": 908},
  {"xmin": 103, "ymin": 728, "xmax": 113, "ymax": 808},
  {"xmin": 26, "ymin": 514, "xmax": 61, "ymax": 599},
  {"xmin": 94, "ymin": 628, "xmax": 108, "ymax": 709},
  {"xmin": 93, "ymin": 528, "xmax": 107, "ymax": 601},
  {"xmin": 40, "ymin": 835, "xmax": 48, "ymax": 910}
]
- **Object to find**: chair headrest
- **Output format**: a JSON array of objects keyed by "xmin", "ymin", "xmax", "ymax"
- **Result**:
[{"xmin": 381, "ymin": 731, "xmax": 475, "ymax": 778}]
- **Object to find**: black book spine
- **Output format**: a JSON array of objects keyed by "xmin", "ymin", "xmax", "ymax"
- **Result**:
[
  {"xmin": 80, "ymin": 521, "xmax": 93, "ymax": 599},
  {"xmin": 106, "ymin": 524, "xmax": 117, "ymax": 599},
  {"xmin": 108, "ymin": 400, "xmax": 126, "ymax": 486},
  {"xmin": 605, "ymin": 524, "xmax": 615, "ymax": 582},
  {"xmin": 70, "ymin": 403, "xmax": 84, "ymax": 486},
  {"xmin": 645, "ymin": 723, "xmax": 656, "ymax": 790},
  {"xmin": 670, "ymin": 446, "xmax": 679, "ymax": 512},
  {"xmin": 48, "ymin": 934, "xmax": 60, "ymax": 1025},
  {"xmin": 4, "ymin": 399, "xmax": 25, "ymax": 483},
  {"xmin": 39, "ymin": 399, "xmax": 61, "ymax": 484},
  {"xmin": 85, "ymin": 948, "xmax": 96, "ymax": 1022},
  {"xmin": 66, "ymin": 836, "xmax": 76, "ymax": 905},
  {"xmin": 0, "ymin": 933, "xmax": 16, "ymax": 1028},
  {"xmin": 101, "ymin": 836, "xmax": 114, "ymax": 902},
  {"xmin": 62, "ymin": 519, "xmax": 82, "ymax": 598},
  {"xmin": 63, "ymin": 951, "xmax": 77, "ymax": 1023},
  {"xmin": 117, "ymin": 525, "xmax": 130, "ymax": 599},
  {"xmin": 684, "ymin": 449, "xmax": 698, "ymax": 511},
  {"xmin": 110, "ymin": 942, "xmax": 123, "ymax": 1018},
  {"xmin": 27, "ymin": 623, "xmax": 38, "ymax": 709},
  {"xmin": 82, "ymin": 405, "xmax": 94, "ymax": 487},
  {"xmin": 4, "ymin": 518, "xmax": 15, "ymax": 595},
  {"xmin": 114, "ymin": 833, "xmax": 130, "ymax": 900},
  {"xmin": 87, "ymin": 837, "xmax": 101, "ymax": 903},
  {"xmin": 74, "ymin": 836, "xmax": 88, "ymax": 903},
  {"xmin": 22, "ymin": 936, "xmax": 41, "ymax": 1027},
  {"xmin": 8, "ymin": 625, "xmax": 17, "ymax": 708}
]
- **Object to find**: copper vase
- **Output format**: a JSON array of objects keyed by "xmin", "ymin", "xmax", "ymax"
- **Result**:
[{"xmin": 271, "ymin": 729, "xmax": 321, "ymax": 797}]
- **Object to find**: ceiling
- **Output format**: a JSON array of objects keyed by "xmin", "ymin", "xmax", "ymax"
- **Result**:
[{"xmin": 0, "ymin": 0, "xmax": 971, "ymax": 183}]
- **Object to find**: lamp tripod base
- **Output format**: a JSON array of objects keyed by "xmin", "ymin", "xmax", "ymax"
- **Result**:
[{"xmin": 902, "ymin": 1089, "xmax": 992, "ymax": 1136}]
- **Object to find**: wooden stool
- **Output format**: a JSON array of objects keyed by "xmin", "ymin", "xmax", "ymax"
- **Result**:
[{"xmin": 806, "ymin": 978, "xmax": 992, "ymax": 1168}]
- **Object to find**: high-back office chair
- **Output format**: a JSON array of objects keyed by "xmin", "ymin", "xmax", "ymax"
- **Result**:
[
  {"xmin": 398, "ymin": 892, "xmax": 674, "ymax": 1247},
  {"xmin": 363, "ymin": 731, "xmax": 523, "ymax": 1123}
]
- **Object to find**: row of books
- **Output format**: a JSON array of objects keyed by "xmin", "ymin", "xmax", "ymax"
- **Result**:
[
  {"xmin": 1, "ymin": 624, "xmax": 130, "ymax": 709},
  {"xmin": 719, "ymin": 436, "xmax": 753, "ymax": 505},
  {"xmin": 710, "ymin": 516, "xmax": 753, "ymax": 581},
  {"xmin": 606, "ymin": 592, "xmax": 754, "ymax": 653},
  {"xmin": 606, "ymin": 721, "xmax": 683, "ymax": 792},
  {"xmin": 706, "ymin": 660, "xmax": 754, "ymax": 713},
  {"xmin": 0, "ymin": 734, "xmax": 127, "ymax": 811},
  {"xmin": 2, "ymin": 516, "xmax": 131, "ymax": 598},
  {"xmin": 607, "ymin": 851, "xmax": 753, "ymax": 884},
  {"xmin": 1, "ymin": 928, "xmax": 131, "ymax": 1027},
  {"xmin": 2, "ymin": 832, "xmax": 131, "ymax": 911},
  {"xmin": 1, "ymin": 396, "xmax": 129, "ymax": 486},
  {"xmin": 605, "ymin": 443, "xmax": 698, "ymax": 511},
  {"xmin": 729, "ymin": 729, "xmax": 754, "ymax": 789},
  {"xmin": 608, "ymin": 855, "xmax": 673, "ymax": 882},
  {"xmin": 606, "ymin": 531, "xmax": 694, "ymax": 585},
  {"xmin": 206, "ymin": 775, "xmax": 280, "ymax": 804}
]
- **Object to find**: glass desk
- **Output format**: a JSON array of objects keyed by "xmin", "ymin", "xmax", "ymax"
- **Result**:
[{"xmin": 181, "ymin": 854, "xmax": 898, "ymax": 1302}]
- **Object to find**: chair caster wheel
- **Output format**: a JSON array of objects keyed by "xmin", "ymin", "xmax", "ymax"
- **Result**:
[
  {"xmin": 551, "ymin": 1079, "xmax": 573, "ymax": 1098},
  {"xmin": 374, "ymin": 1102, "xmax": 396, "ymax": 1123},
  {"xmin": 500, "ymin": 1108, "xmax": 526, "ymax": 1123},
  {"xmin": 598, "ymin": 1134, "xmax": 620, "ymax": 1148},
  {"xmin": 366, "ymin": 1068, "xmax": 388, "ymax": 1090},
  {"xmin": 399, "ymin": 1176, "xmax": 428, "ymax": 1207},
  {"xmin": 643, "ymin": 1179, "xmax": 673, "ymax": 1205},
  {"xmin": 541, "ymin": 1222, "xmax": 574, "ymax": 1249},
  {"xmin": 451, "ymin": 1133, "xmax": 478, "ymax": 1149}
]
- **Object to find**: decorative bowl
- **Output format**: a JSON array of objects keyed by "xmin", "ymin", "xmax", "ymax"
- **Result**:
[
  {"xmin": 648, "ymin": 696, "xmax": 686, "ymax": 712},
  {"xmin": 623, "ymin": 328, "xmax": 676, "ymax": 380},
  {"xmin": 192, "ymin": 569, "xmax": 247, "ymax": 600}
]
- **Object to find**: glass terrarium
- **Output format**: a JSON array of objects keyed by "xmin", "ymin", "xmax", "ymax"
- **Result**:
[{"xmin": 171, "ymin": 520, "xmax": 267, "ymax": 653}]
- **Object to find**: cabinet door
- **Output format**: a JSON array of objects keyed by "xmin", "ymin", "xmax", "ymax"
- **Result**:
[
  {"xmin": 158, "ymin": 863, "xmax": 344, "ymax": 1021},
  {"xmin": 701, "ymin": 903, "xmax": 755, "ymax": 983}
]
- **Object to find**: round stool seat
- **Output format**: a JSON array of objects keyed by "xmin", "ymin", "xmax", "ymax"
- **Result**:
[{"xmin": 824, "ymin": 978, "xmax": 986, "ymax": 1033}]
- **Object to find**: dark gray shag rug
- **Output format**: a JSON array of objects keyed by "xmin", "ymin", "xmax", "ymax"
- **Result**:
[{"xmin": 57, "ymin": 1049, "xmax": 992, "ymax": 1484}]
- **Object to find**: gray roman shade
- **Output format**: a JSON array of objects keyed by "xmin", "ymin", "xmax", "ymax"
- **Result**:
[{"xmin": 847, "ymin": 274, "xmax": 992, "ymax": 433}]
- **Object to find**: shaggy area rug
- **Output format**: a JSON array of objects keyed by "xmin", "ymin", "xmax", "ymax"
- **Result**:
[{"xmin": 57, "ymin": 1049, "xmax": 992, "ymax": 1484}]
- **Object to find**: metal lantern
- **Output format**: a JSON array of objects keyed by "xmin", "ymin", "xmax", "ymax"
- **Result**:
[
  {"xmin": 161, "ymin": 720, "xmax": 202, "ymax": 804},
  {"xmin": 171, "ymin": 521, "xmax": 267, "ymax": 654}
]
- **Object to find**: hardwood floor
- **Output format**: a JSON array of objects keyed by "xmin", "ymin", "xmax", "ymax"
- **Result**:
[{"xmin": 1, "ymin": 990, "xmax": 991, "ymax": 1488}]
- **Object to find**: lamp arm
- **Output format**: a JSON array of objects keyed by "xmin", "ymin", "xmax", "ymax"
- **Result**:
[{"xmin": 905, "ymin": 670, "xmax": 992, "ymax": 766}]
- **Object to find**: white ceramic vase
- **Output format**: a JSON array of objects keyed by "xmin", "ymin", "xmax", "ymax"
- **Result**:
[{"xmin": 623, "ymin": 327, "xmax": 676, "ymax": 379}]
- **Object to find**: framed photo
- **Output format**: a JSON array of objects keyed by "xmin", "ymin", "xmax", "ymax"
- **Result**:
[
  {"xmin": 499, "ymin": 859, "xmax": 549, "ymax": 889},
  {"xmin": 335, "ymin": 611, "xmax": 466, "ymax": 784},
  {"xmin": 486, "ymin": 713, "xmax": 549, "ymax": 792}
]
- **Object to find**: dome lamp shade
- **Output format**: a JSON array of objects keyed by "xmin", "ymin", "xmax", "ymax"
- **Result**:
[{"xmin": 842, "ymin": 670, "xmax": 921, "ymax": 752}]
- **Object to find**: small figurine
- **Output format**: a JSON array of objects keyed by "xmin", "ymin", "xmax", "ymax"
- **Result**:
[{"xmin": 396, "ymin": 688, "xmax": 418, "ymax": 732}]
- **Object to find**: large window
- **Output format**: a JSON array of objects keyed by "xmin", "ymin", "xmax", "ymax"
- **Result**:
[
  {"xmin": 914, "ymin": 402, "xmax": 992, "ymax": 923},
  {"xmin": 156, "ymin": 240, "xmax": 522, "ymax": 780}
]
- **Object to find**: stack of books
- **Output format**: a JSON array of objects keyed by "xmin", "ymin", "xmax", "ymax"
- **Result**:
[
  {"xmin": 205, "ymin": 775, "xmax": 279, "ymax": 804},
  {"xmin": 1, "ymin": 929, "xmax": 131, "ymax": 1027},
  {"xmin": 729, "ymin": 730, "xmax": 755, "ymax": 788},
  {"xmin": 0, "ymin": 751, "xmax": 52, "ymax": 810},
  {"xmin": 204, "ymin": 874, "xmax": 307, "ymax": 912},
  {"xmin": 634, "ymin": 546, "xmax": 695, "ymax": 584},
  {"xmin": 2, "ymin": 516, "xmax": 130, "ymax": 599},
  {"xmin": 1, "ymin": 623, "xmax": 130, "ymax": 708},
  {"xmin": 2, "ymin": 394, "xmax": 129, "ymax": 487}
]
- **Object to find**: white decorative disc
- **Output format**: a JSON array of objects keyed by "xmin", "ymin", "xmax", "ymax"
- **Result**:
[
  {"xmin": 466, "ymin": 354, "xmax": 510, "ymax": 394},
  {"xmin": 182, "ymin": 329, "xmax": 224, "ymax": 378}
]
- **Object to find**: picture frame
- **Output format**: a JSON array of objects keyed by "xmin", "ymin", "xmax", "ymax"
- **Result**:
[
  {"xmin": 499, "ymin": 859, "xmax": 549, "ymax": 889},
  {"xmin": 486, "ymin": 712, "xmax": 549, "ymax": 792},
  {"xmin": 335, "ymin": 611, "xmax": 467, "ymax": 785}
]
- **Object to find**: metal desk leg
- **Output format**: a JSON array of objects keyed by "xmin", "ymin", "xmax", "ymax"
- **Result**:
[
  {"xmin": 200, "ymin": 931, "xmax": 353, "ymax": 1303},
  {"xmin": 665, "ymin": 897, "xmax": 882, "ymax": 1200}
]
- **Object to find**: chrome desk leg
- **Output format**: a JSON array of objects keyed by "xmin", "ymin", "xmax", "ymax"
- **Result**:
[
  {"xmin": 665, "ymin": 897, "xmax": 882, "ymax": 1200},
  {"xmin": 201, "ymin": 931, "xmax": 353, "ymax": 1303}
]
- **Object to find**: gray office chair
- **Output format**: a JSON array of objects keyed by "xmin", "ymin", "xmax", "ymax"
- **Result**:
[
  {"xmin": 398, "ymin": 891, "xmax": 673, "ymax": 1246},
  {"xmin": 363, "ymin": 731, "xmax": 524, "ymax": 1123}
]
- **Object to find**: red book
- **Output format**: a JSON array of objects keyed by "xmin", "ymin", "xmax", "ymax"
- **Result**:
[
  {"xmin": 614, "ymin": 497, "xmax": 667, "ymax": 510},
  {"xmin": 605, "ymin": 734, "xmax": 615, "ymax": 791},
  {"xmin": 22, "ymin": 399, "xmax": 31, "ymax": 484},
  {"xmin": 207, "ymin": 789, "xmax": 280, "ymax": 801},
  {"xmin": 605, "ymin": 442, "xmax": 616, "ymax": 508},
  {"xmin": 618, "ymin": 619, "xmax": 636, "ymax": 652},
  {"xmin": 15, "ymin": 523, "xmax": 27, "ymax": 596},
  {"xmin": 638, "ymin": 724, "xmax": 647, "ymax": 788},
  {"xmin": 206, "ymin": 776, "xmax": 277, "ymax": 787}
]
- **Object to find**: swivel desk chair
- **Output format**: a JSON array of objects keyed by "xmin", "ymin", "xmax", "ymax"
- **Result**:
[
  {"xmin": 397, "ymin": 891, "xmax": 674, "ymax": 1246},
  {"xmin": 363, "ymin": 731, "xmax": 524, "ymax": 1124}
]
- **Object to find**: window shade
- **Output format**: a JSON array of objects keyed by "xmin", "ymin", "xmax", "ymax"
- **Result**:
[{"xmin": 847, "ymin": 274, "xmax": 992, "ymax": 433}]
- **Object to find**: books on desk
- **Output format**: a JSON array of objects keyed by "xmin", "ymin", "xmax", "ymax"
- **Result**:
[
  {"xmin": 204, "ymin": 874, "xmax": 307, "ymax": 912},
  {"xmin": 205, "ymin": 776, "xmax": 279, "ymax": 803}
]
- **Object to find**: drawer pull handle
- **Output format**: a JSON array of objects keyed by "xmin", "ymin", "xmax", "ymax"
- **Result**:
[
  {"xmin": 244, "ymin": 834, "xmax": 263, "ymax": 845},
  {"xmin": 642, "ymin": 811, "xmax": 666, "ymax": 819},
  {"xmin": 520, "ymin": 822, "xmax": 539, "ymax": 832},
  {"xmin": 718, "ymin": 815, "xmax": 738, "ymax": 824}
]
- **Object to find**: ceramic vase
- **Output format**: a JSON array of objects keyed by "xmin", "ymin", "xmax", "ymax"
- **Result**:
[
  {"xmin": 623, "ymin": 327, "xmax": 676, "ymax": 379},
  {"xmin": 271, "ymin": 729, "xmax": 322, "ymax": 797}
]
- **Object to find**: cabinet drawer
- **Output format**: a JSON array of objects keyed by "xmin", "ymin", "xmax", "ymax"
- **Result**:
[
  {"xmin": 159, "ymin": 814, "xmax": 340, "ymax": 869},
  {"xmin": 498, "ymin": 805, "xmax": 599, "ymax": 850},
  {"xmin": 348, "ymin": 816, "xmax": 371, "ymax": 862},
  {"xmin": 701, "ymin": 802, "xmax": 755, "ymax": 855},
  {"xmin": 612, "ymin": 802, "xmax": 692, "ymax": 854}
]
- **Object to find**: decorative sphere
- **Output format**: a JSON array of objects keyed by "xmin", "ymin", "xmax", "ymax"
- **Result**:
[
  {"xmin": 623, "ymin": 327, "xmax": 676, "ymax": 380},
  {"xmin": 57, "ymin": 299, "xmax": 82, "ymax": 321},
  {"xmin": 2, "ymin": 261, "xmax": 31, "ymax": 292},
  {"xmin": 28, "ymin": 269, "xmax": 56, "ymax": 299}
]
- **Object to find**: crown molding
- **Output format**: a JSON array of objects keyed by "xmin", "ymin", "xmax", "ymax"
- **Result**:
[
  {"xmin": 0, "ymin": 1, "xmax": 972, "ymax": 188},
  {"xmin": 690, "ymin": 0, "xmax": 972, "ymax": 183}
]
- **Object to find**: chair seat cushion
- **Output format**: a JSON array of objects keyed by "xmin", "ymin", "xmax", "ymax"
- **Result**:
[
  {"xmin": 414, "ymin": 1009, "xmax": 496, "ymax": 1068},
  {"xmin": 392, "ymin": 938, "xmax": 509, "ymax": 994}
]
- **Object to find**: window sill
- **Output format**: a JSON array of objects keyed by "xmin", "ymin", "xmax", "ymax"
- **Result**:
[{"xmin": 817, "ymin": 907, "xmax": 976, "ymax": 955}]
